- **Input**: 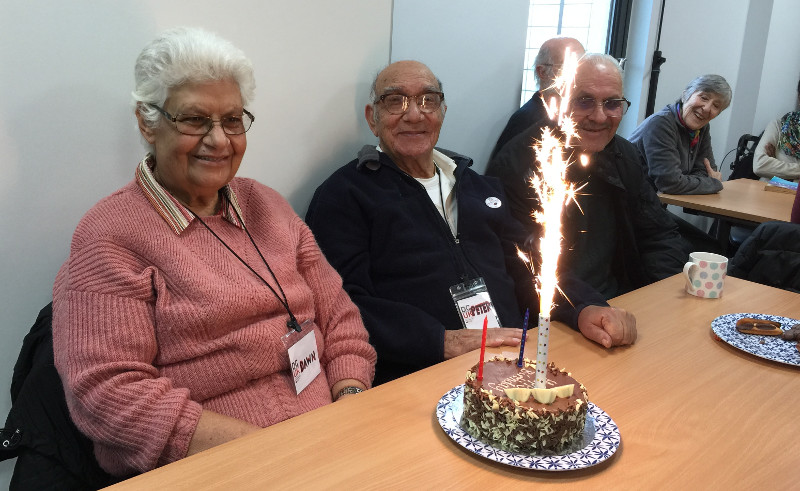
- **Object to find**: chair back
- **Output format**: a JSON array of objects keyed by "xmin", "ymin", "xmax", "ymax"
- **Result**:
[{"xmin": 729, "ymin": 133, "xmax": 762, "ymax": 181}]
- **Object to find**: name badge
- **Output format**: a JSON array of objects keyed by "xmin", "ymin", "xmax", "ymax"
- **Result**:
[
  {"xmin": 449, "ymin": 277, "xmax": 501, "ymax": 330},
  {"xmin": 282, "ymin": 321, "xmax": 321, "ymax": 395}
]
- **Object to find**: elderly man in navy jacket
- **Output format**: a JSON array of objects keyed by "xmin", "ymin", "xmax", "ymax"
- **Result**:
[{"xmin": 307, "ymin": 60, "xmax": 636, "ymax": 385}]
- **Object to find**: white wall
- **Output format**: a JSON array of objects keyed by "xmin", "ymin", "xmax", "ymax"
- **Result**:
[
  {"xmin": 391, "ymin": 0, "xmax": 531, "ymax": 173},
  {"xmin": 0, "ymin": 0, "xmax": 391, "ymax": 485},
  {"xmin": 753, "ymin": 0, "xmax": 800, "ymax": 132},
  {"xmin": 617, "ymin": 0, "xmax": 659, "ymax": 138},
  {"xmin": 724, "ymin": 0, "xmax": 773, "ymax": 163}
]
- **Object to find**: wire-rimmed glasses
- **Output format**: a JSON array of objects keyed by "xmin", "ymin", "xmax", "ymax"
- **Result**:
[
  {"xmin": 148, "ymin": 104, "xmax": 255, "ymax": 135},
  {"xmin": 374, "ymin": 92, "xmax": 445, "ymax": 115}
]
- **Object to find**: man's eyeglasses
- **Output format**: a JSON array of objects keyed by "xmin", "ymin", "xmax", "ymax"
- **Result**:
[
  {"xmin": 572, "ymin": 97, "xmax": 631, "ymax": 117},
  {"xmin": 374, "ymin": 92, "xmax": 444, "ymax": 115},
  {"xmin": 148, "ymin": 104, "xmax": 255, "ymax": 135}
]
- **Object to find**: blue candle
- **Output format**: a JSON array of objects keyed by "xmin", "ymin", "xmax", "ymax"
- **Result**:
[{"xmin": 517, "ymin": 308, "xmax": 529, "ymax": 367}]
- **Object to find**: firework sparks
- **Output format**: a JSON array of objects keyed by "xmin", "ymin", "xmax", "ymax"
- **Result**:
[{"xmin": 520, "ymin": 47, "xmax": 582, "ymax": 389}]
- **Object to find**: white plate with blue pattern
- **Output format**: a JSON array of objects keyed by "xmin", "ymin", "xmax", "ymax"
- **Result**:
[
  {"xmin": 711, "ymin": 313, "xmax": 800, "ymax": 366},
  {"xmin": 436, "ymin": 385, "xmax": 620, "ymax": 471}
]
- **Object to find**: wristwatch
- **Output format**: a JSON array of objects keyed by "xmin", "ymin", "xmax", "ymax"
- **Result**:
[{"xmin": 335, "ymin": 386, "xmax": 364, "ymax": 400}]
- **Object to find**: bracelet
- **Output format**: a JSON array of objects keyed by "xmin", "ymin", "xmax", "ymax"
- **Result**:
[{"xmin": 335, "ymin": 386, "xmax": 364, "ymax": 400}]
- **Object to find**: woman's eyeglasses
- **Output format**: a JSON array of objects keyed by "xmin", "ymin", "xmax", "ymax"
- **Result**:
[{"xmin": 148, "ymin": 104, "xmax": 255, "ymax": 135}]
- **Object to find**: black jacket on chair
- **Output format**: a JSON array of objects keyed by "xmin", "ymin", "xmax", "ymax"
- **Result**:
[
  {"xmin": 729, "ymin": 221, "xmax": 800, "ymax": 293},
  {"xmin": 0, "ymin": 303, "xmax": 124, "ymax": 490}
]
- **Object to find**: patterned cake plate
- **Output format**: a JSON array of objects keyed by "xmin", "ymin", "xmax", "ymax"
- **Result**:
[
  {"xmin": 436, "ymin": 385, "xmax": 620, "ymax": 471},
  {"xmin": 711, "ymin": 313, "xmax": 800, "ymax": 366}
]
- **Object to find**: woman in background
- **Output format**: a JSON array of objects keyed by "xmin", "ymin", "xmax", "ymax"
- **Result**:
[
  {"xmin": 52, "ymin": 27, "xmax": 376, "ymax": 477},
  {"xmin": 754, "ymin": 79, "xmax": 800, "ymax": 182},
  {"xmin": 630, "ymin": 74, "xmax": 732, "ymax": 195}
]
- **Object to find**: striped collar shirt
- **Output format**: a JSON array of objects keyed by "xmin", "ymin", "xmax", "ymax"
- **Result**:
[{"xmin": 135, "ymin": 154, "xmax": 245, "ymax": 235}]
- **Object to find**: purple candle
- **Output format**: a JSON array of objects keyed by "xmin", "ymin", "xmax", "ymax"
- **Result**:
[{"xmin": 517, "ymin": 308, "xmax": 529, "ymax": 367}]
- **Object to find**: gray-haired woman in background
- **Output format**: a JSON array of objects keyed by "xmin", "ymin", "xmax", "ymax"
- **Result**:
[{"xmin": 630, "ymin": 74, "xmax": 732, "ymax": 195}]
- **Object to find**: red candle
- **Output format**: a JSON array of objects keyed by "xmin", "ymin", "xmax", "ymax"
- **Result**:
[{"xmin": 477, "ymin": 315, "xmax": 488, "ymax": 381}]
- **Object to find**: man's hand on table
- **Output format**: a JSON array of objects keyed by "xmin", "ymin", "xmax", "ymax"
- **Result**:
[
  {"xmin": 444, "ymin": 328, "xmax": 522, "ymax": 359},
  {"xmin": 577, "ymin": 305, "xmax": 637, "ymax": 348}
]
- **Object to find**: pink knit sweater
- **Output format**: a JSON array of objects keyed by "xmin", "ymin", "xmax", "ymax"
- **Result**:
[{"xmin": 52, "ymin": 177, "xmax": 376, "ymax": 476}]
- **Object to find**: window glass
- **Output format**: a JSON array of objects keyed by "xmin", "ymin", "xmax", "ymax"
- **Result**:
[{"xmin": 521, "ymin": 0, "xmax": 612, "ymax": 106}]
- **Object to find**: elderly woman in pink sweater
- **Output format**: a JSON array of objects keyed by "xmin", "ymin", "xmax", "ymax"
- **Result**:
[{"xmin": 52, "ymin": 27, "xmax": 376, "ymax": 477}]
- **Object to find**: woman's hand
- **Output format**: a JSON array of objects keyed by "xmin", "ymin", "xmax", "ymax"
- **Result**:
[
  {"xmin": 186, "ymin": 410, "xmax": 261, "ymax": 456},
  {"xmin": 703, "ymin": 158, "xmax": 722, "ymax": 181},
  {"xmin": 765, "ymin": 142, "xmax": 776, "ymax": 158}
]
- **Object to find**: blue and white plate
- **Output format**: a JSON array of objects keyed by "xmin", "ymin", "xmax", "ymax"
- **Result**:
[
  {"xmin": 436, "ymin": 385, "xmax": 620, "ymax": 471},
  {"xmin": 711, "ymin": 313, "xmax": 800, "ymax": 366}
]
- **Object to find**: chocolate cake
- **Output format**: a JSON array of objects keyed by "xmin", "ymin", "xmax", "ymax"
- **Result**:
[{"xmin": 460, "ymin": 356, "xmax": 588, "ymax": 454}]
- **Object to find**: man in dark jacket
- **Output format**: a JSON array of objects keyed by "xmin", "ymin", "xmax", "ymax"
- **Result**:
[
  {"xmin": 487, "ymin": 54, "xmax": 688, "ymax": 301},
  {"xmin": 490, "ymin": 36, "xmax": 585, "ymax": 161},
  {"xmin": 307, "ymin": 60, "xmax": 636, "ymax": 385}
]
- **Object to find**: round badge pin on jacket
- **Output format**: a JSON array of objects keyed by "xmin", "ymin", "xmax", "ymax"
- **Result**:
[{"xmin": 485, "ymin": 197, "xmax": 501, "ymax": 208}]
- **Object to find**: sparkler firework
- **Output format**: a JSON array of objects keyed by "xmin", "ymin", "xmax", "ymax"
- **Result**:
[{"xmin": 518, "ymin": 48, "xmax": 583, "ymax": 389}]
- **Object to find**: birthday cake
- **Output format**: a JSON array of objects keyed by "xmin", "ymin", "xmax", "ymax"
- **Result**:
[{"xmin": 460, "ymin": 356, "xmax": 588, "ymax": 454}]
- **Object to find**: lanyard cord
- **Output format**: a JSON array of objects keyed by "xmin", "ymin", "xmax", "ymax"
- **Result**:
[
  {"xmin": 432, "ymin": 164, "xmax": 485, "ymax": 283},
  {"xmin": 188, "ymin": 207, "xmax": 302, "ymax": 332}
]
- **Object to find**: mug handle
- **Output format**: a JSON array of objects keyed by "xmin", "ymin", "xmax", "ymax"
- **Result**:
[{"xmin": 683, "ymin": 262, "xmax": 697, "ymax": 286}]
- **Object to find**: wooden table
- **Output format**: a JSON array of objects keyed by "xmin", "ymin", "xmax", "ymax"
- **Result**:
[
  {"xmin": 659, "ymin": 178, "xmax": 794, "ymax": 252},
  {"xmin": 108, "ymin": 275, "xmax": 800, "ymax": 490},
  {"xmin": 658, "ymin": 178, "xmax": 793, "ymax": 225}
]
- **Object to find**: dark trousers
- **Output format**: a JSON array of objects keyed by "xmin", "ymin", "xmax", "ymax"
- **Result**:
[{"xmin": 669, "ymin": 211, "xmax": 727, "ymax": 256}]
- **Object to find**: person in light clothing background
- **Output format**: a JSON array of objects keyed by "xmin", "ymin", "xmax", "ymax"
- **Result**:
[{"xmin": 754, "ymin": 79, "xmax": 800, "ymax": 182}]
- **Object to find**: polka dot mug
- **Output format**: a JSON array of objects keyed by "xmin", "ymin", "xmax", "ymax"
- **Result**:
[{"xmin": 683, "ymin": 252, "xmax": 728, "ymax": 298}]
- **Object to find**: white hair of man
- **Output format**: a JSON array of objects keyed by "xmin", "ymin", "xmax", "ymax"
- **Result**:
[
  {"xmin": 577, "ymin": 53, "xmax": 625, "ymax": 88},
  {"xmin": 534, "ymin": 37, "xmax": 585, "ymax": 90},
  {"xmin": 366, "ymin": 62, "xmax": 445, "ymax": 123}
]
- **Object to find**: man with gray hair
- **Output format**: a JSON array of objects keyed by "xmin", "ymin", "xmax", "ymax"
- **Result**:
[
  {"xmin": 490, "ymin": 37, "xmax": 585, "ymax": 160},
  {"xmin": 487, "ymin": 54, "xmax": 688, "ymax": 303},
  {"xmin": 308, "ymin": 60, "xmax": 637, "ymax": 385}
]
